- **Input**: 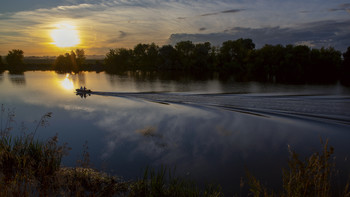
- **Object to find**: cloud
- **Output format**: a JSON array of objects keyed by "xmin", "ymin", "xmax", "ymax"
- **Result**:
[
  {"xmin": 168, "ymin": 20, "xmax": 350, "ymax": 52},
  {"xmin": 119, "ymin": 31, "xmax": 127, "ymax": 39},
  {"xmin": 221, "ymin": 9, "xmax": 244, "ymax": 14},
  {"xmin": 200, "ymin": 13, "xmax": 218, "ymax": 17},
  {"xmin": 181, "ymin": 8, "xmax": 244, "ymax": 19},
  {"xmin": 1, "ymin": 0, "xmax": 349, "ymax": 55},
  {"xmin": 105, "ymin": 31, "xmax": 128, "ymax": 43},
  {"xmin": 329, "ymin": 3, "xmax": 350, "ymax": 12}
]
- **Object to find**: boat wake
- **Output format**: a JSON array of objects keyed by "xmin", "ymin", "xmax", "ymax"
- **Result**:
[{"xmin": 90, "ymin": 91, "xmax": 350, "ymax": 126}]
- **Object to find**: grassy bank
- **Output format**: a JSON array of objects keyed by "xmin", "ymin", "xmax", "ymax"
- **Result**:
[{"xmin": 0, "ymin": 131, "xmax": 221, "ymax": 196}]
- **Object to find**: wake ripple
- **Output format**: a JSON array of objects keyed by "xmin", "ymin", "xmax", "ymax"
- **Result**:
[{"xmin": 91, "ymin": 91, "xmax": 350, "ymax": 125}]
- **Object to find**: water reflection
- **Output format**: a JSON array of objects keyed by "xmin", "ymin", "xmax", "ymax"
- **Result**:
[
  {"xmin": 9, "ymin": 73, "xmax": 26, "ymax": 86},
  {"xmin": 105, "ymin": 71, "xmax": 224, "ymax": 93},
  {"xmin": 0, "ymin": 73, "xmax": 4, "ymax": 83},
  {"xmin": 71, "ymin": 73, "xmax": 86, "ymax": 87},
  {"xmin": 8, "ymin": 69, "xmax": 25, "ymax": 75},
  {"xmin": 60, "ymin": 74, "xmax": 74, "ymax": 90},
  {"xmin": 76, "ymin": 92, "xmax": 91, "ymax": 99},
  {"xmin": 105, "ymin": 71, "xmax": 350, "ymax": 94},
  {"xmin": 57, "ymin": 72, "xmax": 87, "ymax": 91},
  {"xmin": 53, "ymin": 95, "xmax": 350, "ymax": 195},
  {"xmin": 1, "ymin": 71, "xmax": 350, "ymax": 196}
]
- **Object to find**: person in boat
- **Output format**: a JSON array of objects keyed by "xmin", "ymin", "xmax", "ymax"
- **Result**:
[
  {"xmin": 83, "ymin": 86, "xmax": 86, "ymax": 91},
  {"xmin": 80, "ymin": 86, "xmax": 83, "ymax": 90}
]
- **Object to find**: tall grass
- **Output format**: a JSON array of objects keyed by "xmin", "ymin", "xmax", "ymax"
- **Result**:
[
  {"xmin": 129, "ymin": 166, "xmax": 223, "ymax": 197},
  {"xmin": 282, "ymin": 139, "xmax": 334, "ymax": 197},
  {"xmin": 0, "ymin": 105, "xmax": 69, "ymax": 196},
  {"xmin": 0, "ymin": 106, "xmax": 130, "ymax": 196},
  {"xmin": 247, "ymin": 139, "xmax": 350, "ymax": 197}
]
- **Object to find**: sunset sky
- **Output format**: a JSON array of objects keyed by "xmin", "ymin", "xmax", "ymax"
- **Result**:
[{"xmin": 1, "ymin": 0, "xmax": 349, "ymax": 56}]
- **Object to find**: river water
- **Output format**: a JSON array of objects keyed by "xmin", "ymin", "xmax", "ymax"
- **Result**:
[{"xmin": 1, "ymin": 71, "xmax": 349, "ymax": 195}]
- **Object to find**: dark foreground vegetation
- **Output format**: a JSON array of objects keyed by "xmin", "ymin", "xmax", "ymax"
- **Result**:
[
  {"xmin": 1, "ymin": 106, "xmax": 350, "ymax": 196},
  {"xmin": 1, "ymin": 38, "xmax": 350, "ymax": 85}
]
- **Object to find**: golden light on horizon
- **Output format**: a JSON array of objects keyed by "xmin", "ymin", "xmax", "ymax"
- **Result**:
[{"xmin": 51, "ymin": 23, "xmax": 80, "ymax": 47}]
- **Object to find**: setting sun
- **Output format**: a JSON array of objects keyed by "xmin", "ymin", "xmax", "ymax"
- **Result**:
[{"xmin": 51, "ymin": 23, "xmax": 80, "ymax": 47}]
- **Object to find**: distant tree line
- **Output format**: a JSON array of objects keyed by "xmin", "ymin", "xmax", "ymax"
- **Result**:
[
  {"xmin": 2, "ymin": 38, "xmax": 350, "ymax": 84},
  {"xmin": 105, "ymin": 39, "xmax": 350, "ymax": 84},
  {"xmin": 0, "ymin": 49, "xmax": 87, "ymax": 74}
]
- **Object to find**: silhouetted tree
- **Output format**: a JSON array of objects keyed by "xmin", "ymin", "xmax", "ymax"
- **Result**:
[
  {"xmin": 219, "ymin": 38, "xmax": 255, "ymax": 79},
  {"xmin": 53, "ymin": 54, "xmax": 69, "ymax": 72},
  {"xmin": 75, "ymin": 49, "xmax": 86, "ymax": 70},
  {"xmin": 251, "ymin": 44, "xmax": 285, "ymax": 81},
  {"xmin": 53, "ymin": 51, "xmax": 79, "ymax": 73},
  {"xmin": 0, "ymin": 56, "xmax": 4, "ymax": 73},
  {"xmin": 191, "ymin": 42, "xmax": 212, "ymax": 71},
  {"xmin": 175, "ymin": 41, "xmax": 195, "ymax": 70},
  {"xmin": 311, "ymin": 47, "xmax": 341, "ymax": 83},
  {"xmin": 208, "ymin": 46, "xmax": 219, "ymax": 70},
  {"xmin": 146, "ymin": 43, "xmax": 159, "ymax": 70},
  {"xmin": 158, "ymin": 45, "xmax": 179, "ymax": 70},
  {"xmin": 6, "ymin": 49, "xmax": 24, "ymax": 73},
  {"xmin": 276, "ymin": 45, "xmax": 311, "ymax": 83},
  {"xmin": 104, "ymin": 48, "xmax": 134, "ymax": 72},
  {"xmin": 0, "ymin": 55, "xmax": 3, "ymax": 67},
  {"xmin": 133, "ymin": 43, "xmax": 159, "ymax": 70},
  {"xmin": 340, "ymin": 47, "xmax": 350, "ymax": 85}
]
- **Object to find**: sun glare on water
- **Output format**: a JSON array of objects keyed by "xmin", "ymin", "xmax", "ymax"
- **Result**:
[
  {"xmin": 61, "ymin": 74, "xmax": 74, "ymax": 90},
  {"xmin": 51, "ymin": 23, "xmax": 80, "ymax": 47}
]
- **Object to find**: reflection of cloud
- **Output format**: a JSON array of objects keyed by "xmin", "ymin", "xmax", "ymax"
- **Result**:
[
  {"xmin": 216, "ymin": 126, "xmax": 233, "ymax": 137},
  {"xmin": 136, "ymin": 126, "xmax": 158, "ymax": 137},
  {"xmin": 136, "ymin": 126, "xmax": 168, "ymax": 149},
  {"xmin": 94, "ymin": 102, "xmax": 217, "ymax": 160}
]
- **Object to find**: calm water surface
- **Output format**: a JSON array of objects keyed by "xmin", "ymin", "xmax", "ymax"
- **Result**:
[{"xmin": 1, "ymin": 71, "xmax": 350, "ymax": 195}]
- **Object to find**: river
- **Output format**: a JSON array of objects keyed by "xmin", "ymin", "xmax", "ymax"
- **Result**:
[{"xmin": 1, "ymin": 70, "xmax": 349, "ymax": 195}]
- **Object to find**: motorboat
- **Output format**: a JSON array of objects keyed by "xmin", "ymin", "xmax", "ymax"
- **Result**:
[{"xmin": 76, "ymin": 88, "xmax": 92, "ymax": 93}]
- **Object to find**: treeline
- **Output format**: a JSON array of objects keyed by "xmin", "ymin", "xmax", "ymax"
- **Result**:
[
  {"xmin": 105, "ymin": 39, "xmax": 350, "ymax": 84},
  {"xmin": 1, "ymin": 38, "xmax": 350, "ymax": 84}
]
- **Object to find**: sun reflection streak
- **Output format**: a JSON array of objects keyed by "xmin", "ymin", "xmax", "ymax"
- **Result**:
[{"xmin": 61, "ymin": 74, "xmax": 74, "ymax": 90}]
